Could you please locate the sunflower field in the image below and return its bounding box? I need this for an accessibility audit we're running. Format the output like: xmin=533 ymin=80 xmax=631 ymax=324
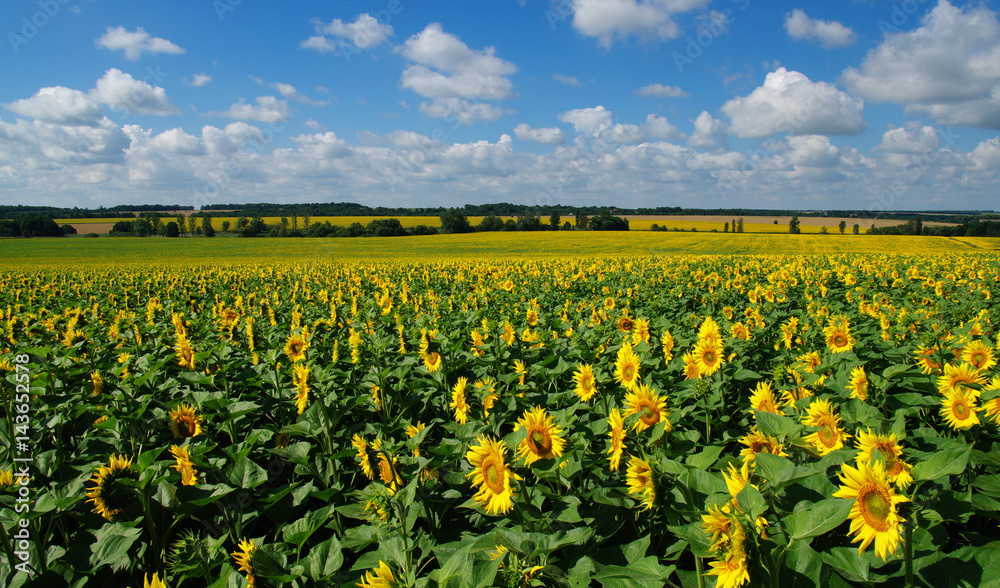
xmin=1 ymin=253 xmax=999 ymax=588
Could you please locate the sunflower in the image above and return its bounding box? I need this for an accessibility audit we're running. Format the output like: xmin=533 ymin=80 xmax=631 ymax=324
xmin=90 ymin=370 xmax=103 ymax=395
xmin=962 ymin=340 xmax=996 ymax=371
xmin=854 ymin=429 xmax=913 ymax=489
xmin=738 ymin=428 xmax=788 ymax=463
xmin=466 ymin=434 xmax=519 ymax=515
xmin=914 ymin=344 xmax=942 ymax=374
xmin=848 ymin=366 xmax=869 ymax=401
xmin=377 ymin=453 xmax=402 ymax=493
xmin=729 ymin=322 xmax=751 ymax=341
xmin=283 ymin=332 xmax=309 ymax=363
xmin=802 ymin=399 xmax=850 ymax=456
xmin=515 ymin=406 xmax=566 ymax=464
xmin=661 ymin=330 xmax=676 ymax=361
xmin=169 ymin=403 xmax=204 ymax=438
xmin=231 ymin=538 xmax=256 ymax=588
xmin=616 ymin=314 xmax=634 ymax=333
xmin=293 ymin=363 xmax=310 ymax=415
xmin=937 ymin=362 xmax=986 ymax=395
xmin=352 ymin=434 xmax=375 ymax=480
xmin=450 ymin=377 xmax=471 ymax=424
xmin=170 ymin=445 xmax=198 ymax=486
xmin=722 ymin=460 xmax=755 ymax=499
xmin=614 ymin=342 xmax=641 ymax=391
xmin=607 ymin=407 xmax=626 ymax=472
xmin=632 ymin=318 xmax=651 ymax=344
xmin=176 ymin=334 xmax=195 ymax=370
xmin=692 ymin=337 xmax=725 ymax=376
xmin=748 ymin=381 xmax=783 ymax=416
xmin=86 ymin=454 xmax=137 ymax=521
xmin=706 ymin=532 xmax=750 ymax=588
xmin=357 ymin=561 xmax=395 ymax=588
xmin=698 ymin=316 xmax=722 ymax=345
xmin=514 ymin=359 xmax=527 ymax=385
xmin=682 ymin=351 xmax=701 ymax=380
xmin=141 ymin=573 xmax=167 ymax=588
xmin=423 ymin=351 xmax=442 ymax=372
xmin=623 ymin=384 xmax=670 ymax=432
xmin=833 ymin=460 xmax=909 ymax=560
xmin=625 ymin=456 xmax=656 ymax=510
xmin=824 ymin=316 xmax=855 ymax=353
xmin=940 ymin=387 xmax=981 ymax=430
xmin=796 ymin=351 xmax=822 ymax=373
xmin=701 ymin=502 xmax=736 ymax=546
xmin=983 ymin=377 xmax=1000 ymax=425
xmin=501 ymin=321 xmax=516 ymax=347
xmin=405 ymin=422 xmax=426 ymax=457
xmin=572 ymin=364 xmax=597 ymax=401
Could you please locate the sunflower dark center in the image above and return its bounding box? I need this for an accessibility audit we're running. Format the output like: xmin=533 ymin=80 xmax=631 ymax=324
xmin=529 ymin=430 xmax=551 ymax=454
xmin=860 ymin=486 xmax=892 ymax=530
xmin=623 ymin=365 xmax=635 ymax=380
xmin=954 ymin=400 xmax=969 ymax=419
xmin=484 ymin=461 xmax=503 ymax=492
xmin=640 ymin=404 xmax=659 ymax=425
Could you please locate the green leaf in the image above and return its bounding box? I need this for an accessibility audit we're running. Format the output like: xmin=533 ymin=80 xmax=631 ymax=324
xmin=593 ymin=557 xmax=675 ymax=588
xmin=430 ymin=542 xmax=472 ymax=586
xmin=226 ymin=458 xmax=268 ymax=489
xmin=912 ymin=444 xmax=972 ymax=482
xmin=89 ymin=524 xmax=142 ymax=572
xmin=881 ymin=364 xmax=913 ymax=380
xmin=685 ymin=446 xmax=723 ymax=471
xmin=819 ymin=547 xmax=871 ymax=583
xmin=753 ymin=410 xmax=802 ymax=439
xmin=736 ymin=483 xmax=767 ymax=521
xmin=304 ymin=536 xmax=343 ymax=581
xmin=782 ymin=498 xmax=852 ymax=541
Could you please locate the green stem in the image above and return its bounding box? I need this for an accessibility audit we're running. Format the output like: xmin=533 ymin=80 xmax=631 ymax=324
xmin=904 ymin=521 xmax=914 ymax=587
xmin=694 ymin=553 xmax=706 ymax=588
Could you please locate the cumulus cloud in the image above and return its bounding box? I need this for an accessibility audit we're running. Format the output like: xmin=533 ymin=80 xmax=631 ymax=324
xmin=91 ymin=69 xmax=181 ymax=116
xmin=877 ymin=123 xmax=942 ymax=154
xmin=559 ymin=105 xmax=613 ymax=135
xmin=721 ymin=68 xmax=866 ymax=138
xmin=187 ymin=74 xmax=212 ymax=87
xmin=96 ymin=26 xmax=185 ymax=61
xmin=841 ymin=0 xmax=1000 ymax=129
xmin=5 ymin=86 xmax=103 ymax=126
xmin=635 ymin=83 xmax=687 ymax=98
xmin=970 ymin=137 xmax=1000 ymax=169
xmin=301 ymin=13 xmax=393 ymax=54
xmin=642 ymin=114 xmax=684 ymax=141
xmin=784 ymin=9 xmax=855 ymax=48
xmin=398 ymin=24 xmax=516 ymax=124
xmin=514 ymin=123 xmax=567 ymax=145
xmin=292 ymin=132 xmax=352 ymax=159
xmin=149 ymin=128 xmax=203 ymax=155
xmin=270 ymin=83 xmax=329 ymax=106
xmin=569 ymin=0 xmax=711 ymax=48
xmin=687 ymin=111 xmax=728 ymax=149
xmin=211 ymin=96 xmax=292 ymax=123
xmin=418 ymin=99 xmax=505 ymax=125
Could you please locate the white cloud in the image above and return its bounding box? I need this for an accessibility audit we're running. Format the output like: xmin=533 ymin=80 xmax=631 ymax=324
xmin=553 ymin=74 xmax=581 ymax=86
xmin=687 ymin=111 xmax=728 ymax=149
xmin=642 ymin=114 xmax=685 ymax=141
xmin=569 ymin=0 xmax=711 ymax=48
xmin=635 ymin=83 xmax=687 ymax=98
xmin=187 ymin=74 xmax=212 ymax=87
xmin=601 ymin=123 xmax=646 ymax=144
xmin=418 ymin=99 xmax=505 ymax=125
xmin=270 ymin=83 xmax=329 ymax=106
xmin=302 ymin=13 xmax=393 ymax=54
xmin=559 ymin=105 xmax=612 ymax=135
xmin=514 ymin=123 xmax=567 ymax=145
xmin=399 ymin=24 xmax=516 ymax=102
xmin=721 ymin=68 xmax=866 ymax=138
xmin=292 ymin=132 xmax=352 ymax=159
xmin=96 ymin=26 xmax=185 ymax=61
xmin=90 ymin=69 xmax=181 ymax=116
xmin=4 ymin=86 xmax=103 ymax=126
xmin=784 ymin=9 xmax=855 ymax=48
xmin=970 ymin=137 xmax=1000 ymax=170
xmin=149 ymin=128 xmax=203 ymax=155
xmin=877 ymin=124 xmax=941 ymax=154
xmin=305 ymin=119 xmax=325 ymax=130
xmin=212 ymin=96 xmax=292 ymax=123
xmin=784 ymin=135 xmax=842 ymax=168
xmin=841 ymin=0 xmax=1000 ymax=129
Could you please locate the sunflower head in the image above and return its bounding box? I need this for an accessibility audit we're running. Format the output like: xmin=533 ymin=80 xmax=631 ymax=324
xmin=824 ymin=316 xmax=855 ymax=353
xmin=624 ymin=384 xmax=669 ymax=432
xmin=940 ymin=387 xmax=981 ymax=430
xmin=572 ymin=364 xmax=597 ymax=402
xmin=625 ymin=455 xmax=656 ymax=510
xmin=614 ymin=342 xmax=642 ymax=391
xmin=450 ymin=377 xmax=471 ymax=424
xmin=169 ymin=403 xmax=204 ymax=438
xmin=515 ymin=406 xmax=566 ymax=465
xmin=832 ymin=460 xmax=909 ymax=560
xmin=86 ymin=454 xmax=138 ymax=521
xmin=802 ymin=398 xmax=850 ymax=456
xmin=466 ymin=434 xmax=519 ymax=515
xmin=231 ymin=538 xmax=256 ymax=587
xmin=283 ymin=333 xmax=309 ymax=363
xmin=357 ymin=561 xmax=396 ymax=588
xmin=693 ymin=338 xmax=725 ymax=376
xmin=607 ymin=407 xmax=626 ymax=472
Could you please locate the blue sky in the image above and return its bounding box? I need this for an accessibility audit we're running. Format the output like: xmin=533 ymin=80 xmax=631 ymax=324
xmin=2 ymin=0 xmax=999 ymax=211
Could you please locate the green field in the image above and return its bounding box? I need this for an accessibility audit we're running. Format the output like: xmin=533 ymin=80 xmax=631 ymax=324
xmin=3 ymin=232 xmax=997 ymax=267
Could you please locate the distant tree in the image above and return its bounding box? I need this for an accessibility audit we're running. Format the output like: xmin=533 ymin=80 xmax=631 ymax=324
xmin=237 ymin=216 xmax=249 ymax=229
xmin=477 ymin=215 xmax=504 ymax=232
xmin=367 ymin=218 xmax=408 ymax=237
xmin=562 ymin=221 xmax=573 ymax=230
xmin=202 ymin=214 xmax=215 ymax=237
xmin=820 ymin=226 xmax=828 ymax=234
xmin=134 ymin=217 xmax=153 ymax=237
xmin=222 ymin=221 xmax=231 ymax=232
xmin=575 ymin=210 xmax=589 ymax=229
xmin=111 ymin=220 xmax=133 ymax=233
xmin=788 ymin=215 xmax=801 ymax=234
xmin=292 ymin=214 xmax=298 ymax=229
xmin=732 ymin=218 xmax=736 ymax=232
xmin=516 ymin=215 xmax=544 ymax=231
xmin=502 ymin=219 xmax=517 ymax=231
xmin=838 ymin=220 xmax=847 ymax=234
xmin=176 ymin=214 xmax=187 ymax=235
xmin=346 ymin=222 xmax=366 ymax=238
xmin=61 ymin=224 xmax=77 ymax=235
xmin=550 ymin=210 xmax=561 ymax=230
xmin=737 ymin=217 xmax=744 ymax=233
xmin=853 ymin=223 xmax=860 ymax=235
xmin=589 ymin=212 xmax=629 ymax=231
xmin=724 ymin=222 xmax=729 ymax=233
xmin=915 ymin=218 xmax=923 ymax=235
xmin=165 ymin=221 xmax=180 ymax=238
xmin=280 ymin=217 xmax=288 ymax=230
xmin=440 ymin=209 xmax=472 ymax=234
xmin=773 ymin=220 xmax=778 ymax=225
xmin=302 ymin=215 xmax=311 ymax=228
